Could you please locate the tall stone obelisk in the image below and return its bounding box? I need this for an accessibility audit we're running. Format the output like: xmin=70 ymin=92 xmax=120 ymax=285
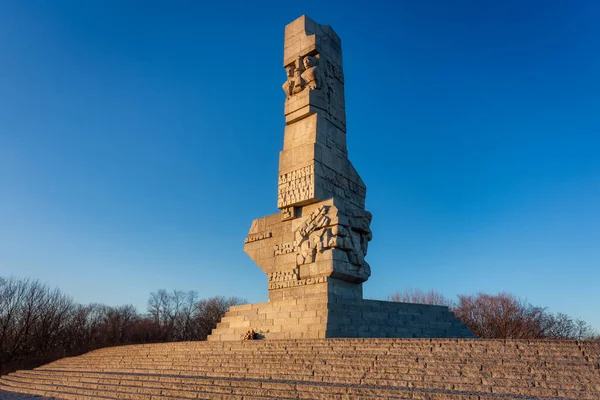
xmin=207 ymin=16 xmax=475 ymax=340
xmin=244 ymin=15 xmax=373 ymax=302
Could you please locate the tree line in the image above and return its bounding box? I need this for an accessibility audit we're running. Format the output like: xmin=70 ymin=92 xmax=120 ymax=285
xmin=389 ymin=288 xmax=599 ymax=340
xmin=0 ymin=277 xmax=244 ymax=375
xmin=2 ymin=276 xmax=598 ymax=376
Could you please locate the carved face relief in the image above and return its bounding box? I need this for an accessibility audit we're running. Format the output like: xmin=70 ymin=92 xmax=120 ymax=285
xmin=286 ymin=65 xmax=294 ymax=77
xmin=303 ymin=56 xmax=315 ymax=69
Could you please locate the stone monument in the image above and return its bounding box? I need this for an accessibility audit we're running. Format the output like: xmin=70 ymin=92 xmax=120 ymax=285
xmin=208 ymin=16 xmax=474 ymax=340
xmin=248 ymin=15 xmax=372 ymax=303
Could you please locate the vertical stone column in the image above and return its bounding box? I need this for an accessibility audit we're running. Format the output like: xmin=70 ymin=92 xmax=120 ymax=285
xmin=243 ymin=15 xmax=372 ymax=303
xmin=278 ymin=15 xmax=365 ymax=212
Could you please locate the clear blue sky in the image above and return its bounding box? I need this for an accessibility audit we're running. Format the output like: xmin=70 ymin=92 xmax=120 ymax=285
xmin=1 ymin=1 xmax=599 ymax=330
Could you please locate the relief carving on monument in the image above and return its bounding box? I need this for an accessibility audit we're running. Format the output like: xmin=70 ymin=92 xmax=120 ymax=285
xmin=282 ymin=55 xmax=322 ymax=98
xmin=300 ymin=56 xmax=320 ymax=91
xmin=268 ymin=268 xmax=300 ymax=282
xmin=282 ymin=65 xmax=296 ymax=99
xmin=316 ymin=163 xmax=367 ymax=208
xmin=268 ymin=276 xmax=328 ymax=290
xmin=277 ymin=165 xmax=315 ymax=208
xmin=288 ymin=204 xmax=373 ymax=280
xmin=244 ymin=231 xmax=273 ymax=244
xmin=294 ymin=205 xmax=331 ymax=265
xmin=273 ymin=241 xmax=297 ymax=256
xmin=281 ymin=206 xmax=295 ymax=221
xmin=281 ymin=16 xmax=347 ymax=130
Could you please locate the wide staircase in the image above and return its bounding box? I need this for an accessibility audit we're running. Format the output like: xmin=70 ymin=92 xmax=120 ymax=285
xmin=1 ymin=339 xmax=599 ymax=399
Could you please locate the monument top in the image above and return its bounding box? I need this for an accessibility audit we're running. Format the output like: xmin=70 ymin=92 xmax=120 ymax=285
xmin=283 ymin=15 xmax=342 ymax=67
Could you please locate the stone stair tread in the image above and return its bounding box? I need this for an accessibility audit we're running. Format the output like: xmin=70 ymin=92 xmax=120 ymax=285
xmin=42 ymin=354 xmax=600 ymax=365
xmin=0 ymin=381 xmax=114 ymax=399
xmin=1 ymin=377 xmax=294 ymax=400
xmin=34 ymin=366 xmax=599 ymax=383
xmin=18 ymin=368 xmax=599 ymax=388
xmin=42 ymin=360 xmax=599 ymax=375
xmin=6 ymin=367 xmax=597 ymax=399
xmin=1 ymin=374 xmax=562 ymax=400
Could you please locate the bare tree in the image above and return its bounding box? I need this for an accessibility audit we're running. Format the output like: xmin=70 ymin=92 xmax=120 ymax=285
xmin=196 ymin=296 xmax=246 ymax=340
xmin=173 ymin=291 xmax=199 ymax=341
xmin=388 ymin=288 xmax=598 ymax=340
xmin=452 ymin=292 xmax=599 ymax=340
xmin=388 ymin=288 xmax=452 ymax=306
xmin=543 ymin=312 xmax=576 ymax=339
xmin=574 ymin=318 xmax=594 ymax=340
xmin=452 ymin=292 xmax=545 ymax=339
xmin=102 ymin=305 xmax=138 ymax=345
xmin=1 ymin=276 xmax=249 ymax=375
xmin=147 ymin=289 xmax=177 ymax=340
xmin=31 ymin=287 xmax=75 ymax=356
xmin=0 ymin=278 xmax=75 ymax=374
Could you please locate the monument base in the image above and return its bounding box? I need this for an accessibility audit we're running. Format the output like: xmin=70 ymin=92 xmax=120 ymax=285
xmin=207 ymin=294 xmax=476 ymax=341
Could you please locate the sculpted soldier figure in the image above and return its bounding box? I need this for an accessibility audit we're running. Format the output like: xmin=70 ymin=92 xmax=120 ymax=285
xmin=282 ymin=65 xmax=295 ymax=98
xmin=283 ymin=55 xmax=321 ymax=98
xmin=300 ymin=55 xmax=320 ymax=90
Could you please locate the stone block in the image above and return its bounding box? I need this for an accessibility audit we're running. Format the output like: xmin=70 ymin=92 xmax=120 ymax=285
xmin=358 ymin=331 xmax=386 ymax=338
xmin=266 ymin=332 xmax=290 ymax=340
xmin=299 ymin=316 xmax=322 ymax=325
xmin=326 ymin=314 xmax=352 ymax=325
xmin=244 ymin=313 xmax=266 ymax=321
xmin=233 ymin=304 xmax=254 ymax=312
xmin=273 ymin=317 xmax=298 ymax=327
